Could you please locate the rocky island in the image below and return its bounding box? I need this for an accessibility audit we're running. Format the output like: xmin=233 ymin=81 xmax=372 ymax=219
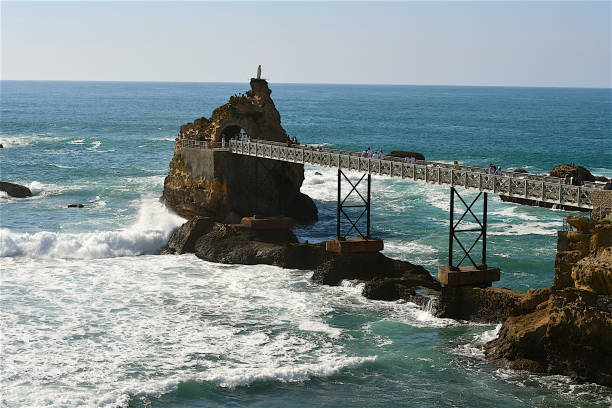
xmin=162 ymin=79 xmax=440 ymax=298
xmin=161 ymin=79 xmax=611 ymax=388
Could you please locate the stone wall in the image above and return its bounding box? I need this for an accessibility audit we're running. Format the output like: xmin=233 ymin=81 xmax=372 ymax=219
xmin=163 ymin=147 xmax=318 ymax=223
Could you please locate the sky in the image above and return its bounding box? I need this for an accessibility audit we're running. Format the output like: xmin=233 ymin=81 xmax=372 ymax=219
xmin=1 ymin=1 xmax=611 ymax=87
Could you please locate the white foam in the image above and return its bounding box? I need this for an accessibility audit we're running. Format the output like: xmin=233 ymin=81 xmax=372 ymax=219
xmin=453 ymin=324 xmax=502 ymax=359
xmin=490 ymin=206 xmax=539 ymax=221
xmin=0 ymin=257 xmax=378 ymax=407
xmin=68 ymin=139 xmax=85 ymax=145
xmin=489 ymin=221 xmax=561 ymax=236
xmin=48 ymin=163 xmax=78 ymax=169
xmin=0 ymin=197 xmax=185 ymax=259
xmin=89 ymin=141 xmax=102 ymax=149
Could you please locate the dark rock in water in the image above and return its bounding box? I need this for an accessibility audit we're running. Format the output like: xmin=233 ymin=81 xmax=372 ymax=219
xmin=436 ymin=286 xmax=550 ymax=323
xmin=184 ymin=217 xmax=440 ymax=299
xmin=514 ymin=168 xmax=529 ymax=174
xmin=550 ymin=164 xmax=596 ymax=183
xmin=387 ymin=151 xmax=425 ymax=161
xmin=0 ymin=144 xmax=3 ymax=148
xmin=595 ymin=175 xmax=609 ymax=183
xmin=162 ymin=216 xmax=214 ymax=255
xmin=312 ymin=252 xmax=440 ymax=292
xmin=363 ymin=278 xmax=417 ymax=301
xmin=194 ymin=223 xmax=304 ymax=265
xmin=67 ymin=204 xmax=84 ymax=208
xmin=314 ymin=172 xmax=322 ymax=176
xmin=0 ymin=182 xmax=32 ymax=198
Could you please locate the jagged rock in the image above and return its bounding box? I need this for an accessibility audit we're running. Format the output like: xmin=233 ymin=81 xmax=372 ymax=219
xmin=514 ymin=168 xmax=529 ymax=174
xmin=550 ymin=164 xmax=596 ymax=184
xmin=484 ymin=217 xmax=612 ymax=386
xmin=163 ymin=80 xmax=318 ymax=223
xmin=566 ymin=216 xmax=596 ymax=233
xmin=362 ymin=278 xmax=417 ymax=301
xmin=0 ymin=182 xmax=32 ymax=198
xmin=162 ymin=216 xmax=214 ymax=255
xmin=67 ymin=204 xmax=84 ymax=208
xmin=194 ymin=223 xmax=302 ymax=265
xmin=485 ymin=288 xmax=612 ymax=386
xmin=312 ymin=252 xmax=440 ymax=291
xmin=387 ymin=151 xmax=425 ymax=161
xmin=437 ymin=286 xmax=526 ymax=323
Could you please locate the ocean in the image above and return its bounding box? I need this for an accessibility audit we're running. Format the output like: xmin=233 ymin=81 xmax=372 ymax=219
xmin=1 ymin=81 xmax=611 ymax=407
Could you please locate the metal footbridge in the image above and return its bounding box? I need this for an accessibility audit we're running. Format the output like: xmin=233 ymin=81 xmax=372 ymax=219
xmin=228 ymin=139 xmax=595 ymax=210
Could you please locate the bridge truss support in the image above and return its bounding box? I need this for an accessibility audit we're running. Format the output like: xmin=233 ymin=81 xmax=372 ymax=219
xmin=448 ymin=187 xmax=488 ymax=269
xmin=336 ymin=169 xmax=371 ymax=240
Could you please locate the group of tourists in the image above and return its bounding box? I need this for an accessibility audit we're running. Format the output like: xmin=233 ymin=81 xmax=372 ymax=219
xmin=360 ymin=147 xmax=385 ymax=160
xmin=285 ymin=135 xmax=299 ymax=146
xmin=488 ymin=163 xmax=503 ymax=176
xmin=405 ymin=156 xmax=417 ymax=164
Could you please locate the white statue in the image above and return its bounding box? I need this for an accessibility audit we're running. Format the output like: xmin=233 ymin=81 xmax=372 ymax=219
xmin=257 ymin=65 xmax=261 ymax=79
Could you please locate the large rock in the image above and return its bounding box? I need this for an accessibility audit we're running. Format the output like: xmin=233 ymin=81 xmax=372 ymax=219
xmin=0 ymin=182 xmax=32 ymax=198
xmin=163 ymin=80 xmax=318 ymax=223
xmin=161 ymin=216 xmax=214 ymax=254
xmin=484 ymin=217 xmax=612 ymax=386
xmin=312 ymin=252 xmax=440 ymax=293
xmin=550 ymin=164 xmax=598 ymax=184
xmin=485 ymin=288 xmax=612 ymax=386
xmin=386 ymin=151 xmax=425 ymax=161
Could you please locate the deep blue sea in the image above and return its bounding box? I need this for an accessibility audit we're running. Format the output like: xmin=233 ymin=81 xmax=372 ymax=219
xmin=1 ymin=81 xmax=611 ymax=407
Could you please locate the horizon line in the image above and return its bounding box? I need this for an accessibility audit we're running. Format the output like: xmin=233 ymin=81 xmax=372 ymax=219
xmin=1 ymin=78 xmax=611 ymax=90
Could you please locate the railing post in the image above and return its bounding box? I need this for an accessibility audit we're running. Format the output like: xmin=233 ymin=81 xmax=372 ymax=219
xmin=449 ymin=187 xmax=454 ymax=267
xmin=337 ymin=169 xmax=341 ymax=239
xmin=482 ymin=192 xmax=487 ymax=267
xmin=367 ymin=173 xmax=371 ymax=238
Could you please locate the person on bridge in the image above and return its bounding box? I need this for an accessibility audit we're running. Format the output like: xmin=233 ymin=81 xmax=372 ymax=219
xmin=453 ymin=161 xmax=461 ymax=170
xmin=221 ymin=137 xmax=226 ymax=149
xmin=379 ymin=150 xmax=385 ymax=159
xmin=488 ymin=164 xmax=496 ymax=175
xmin=495 ymin=166 xmax=503 ymax=176
xmin=361 ymin=149 xmax=368 ymax=158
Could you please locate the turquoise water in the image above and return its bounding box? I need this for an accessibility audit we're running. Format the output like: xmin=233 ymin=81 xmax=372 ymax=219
xmin=1 ymin=81 xmax=611 ymax=407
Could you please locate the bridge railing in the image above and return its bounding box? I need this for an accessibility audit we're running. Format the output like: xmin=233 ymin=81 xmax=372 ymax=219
xmin=179 ymin=138 xmax=224 ymax=149
xmin=228 ymin=139 xmax=594 ymax=209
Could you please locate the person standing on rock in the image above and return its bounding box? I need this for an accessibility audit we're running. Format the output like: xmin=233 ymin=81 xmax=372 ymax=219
xmin=221 ymin=136 xmax=226 ymax=149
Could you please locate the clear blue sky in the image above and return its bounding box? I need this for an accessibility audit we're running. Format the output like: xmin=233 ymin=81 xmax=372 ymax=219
xmin=2 ymin=1 xmax=611 ymax=87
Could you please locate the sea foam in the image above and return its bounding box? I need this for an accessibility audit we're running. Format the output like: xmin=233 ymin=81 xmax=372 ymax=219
xmin=0 ymin=198 xmax=184 ymax=259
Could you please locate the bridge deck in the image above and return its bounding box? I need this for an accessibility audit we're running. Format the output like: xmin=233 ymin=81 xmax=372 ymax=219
xmin=218 ymin=139 xmax=596 ymax=210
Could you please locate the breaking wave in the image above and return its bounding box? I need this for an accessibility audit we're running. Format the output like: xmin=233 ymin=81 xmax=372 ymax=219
xmin=0 ymin=198 xmax=184 ymax=259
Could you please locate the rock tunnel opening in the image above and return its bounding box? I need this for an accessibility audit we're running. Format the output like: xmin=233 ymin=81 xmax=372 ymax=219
xmin=221 ymin=125 xmax=244 ymax=140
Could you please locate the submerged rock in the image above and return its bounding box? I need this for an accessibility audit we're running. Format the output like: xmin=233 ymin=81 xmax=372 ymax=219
xmin=0 ymin=181 xmax=32 ymax=198
xmin=67 ymin=204 xmax=84 ymax=208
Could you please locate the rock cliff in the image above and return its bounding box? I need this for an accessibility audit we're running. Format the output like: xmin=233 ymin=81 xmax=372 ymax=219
xmin=485 ymin=217 xmax=612 ymax=386
xmin=163 ymin=80 xmax=317 ymax=223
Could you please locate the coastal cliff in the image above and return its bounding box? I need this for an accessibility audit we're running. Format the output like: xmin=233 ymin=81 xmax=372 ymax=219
xmin=163 ymin=79 xmax=317 ymax=223
xmin=484 ymin=217 xmax=612 ymax=386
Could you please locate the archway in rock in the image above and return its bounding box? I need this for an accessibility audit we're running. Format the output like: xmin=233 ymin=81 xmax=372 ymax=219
xmin=220 ymin=125 xmax=244 ymax=141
